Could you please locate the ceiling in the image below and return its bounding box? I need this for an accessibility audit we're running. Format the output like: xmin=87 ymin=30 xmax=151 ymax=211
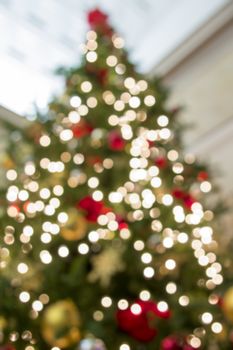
xmin=0 ymin=0 xmax=229 ymax=115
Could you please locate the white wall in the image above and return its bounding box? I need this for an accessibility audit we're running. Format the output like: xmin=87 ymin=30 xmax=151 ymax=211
xmin=164 ymin=20 xmax=233 ymax=195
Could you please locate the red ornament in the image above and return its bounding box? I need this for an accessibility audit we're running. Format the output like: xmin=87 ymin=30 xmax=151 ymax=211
xmin=115 ymin=214 xmax=128 ymax=230
xmin=170 ymin=106 xmax=181 ymax=115
xmin=155 ymin=157 xmax=167 ymax=169
xmin=87 ymin=8 xmax=112 ymax=37
xmin=172 ymin=189 xmax=196 ymax=210
xmin=87 ymin=8 xmax=109 ymax=29
xmin=97 ymin=68 xmax=108 ymax=86
xmin=183 ymin=194 xmax=196 ymax=210
xmin=108 ymin=131 xmax=126 ymax=151
xmin=147 ymin=139 xmax=155 ymax=148
xmin=161 ymin=336 xmax=196 ymax=350
xmin=116 ymin=299 xmax=170 ymax=342
xmin=87 ymin=156 xmax=103 ymax=165
xmin=197 ymin=171 xmax=208 ymax=182
xmin=86 ymin=65 xmax=108 ymax=86
xmin=217 ymin=295 xmax=223 ymax=307
xmin=161 ymin=336 xmax=182 ymax=350
xmin=77 ymin=196 xmax=106 ymax=222
xmin=0 ymin=345 xmax=16 ymax=350
xmin=72 ymin=120 xmax=93 ymax=138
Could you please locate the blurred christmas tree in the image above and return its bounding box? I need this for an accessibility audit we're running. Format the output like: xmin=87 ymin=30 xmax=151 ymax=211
xmin=0 ymin=8 xmax=232 ymax=350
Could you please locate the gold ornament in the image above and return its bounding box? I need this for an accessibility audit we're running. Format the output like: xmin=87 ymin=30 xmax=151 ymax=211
xmin=223 ymin=287 xmax=233 ymax=323
xmin=2 ymin=156 xmax=15 ymax=169
xmin=61 ymin=209 xmax=87 ymax=241
xmin=0 ymin=316 xmax=7 ymax=329
xmin=88 ymin=245 xmax=125 ymax=287
xmin=42 ymin=300 xmax=81 ymax=348
xmin=2 ymin=262 xmax=42 ymax=291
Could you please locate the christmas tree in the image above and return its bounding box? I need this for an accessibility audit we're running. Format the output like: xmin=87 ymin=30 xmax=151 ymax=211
xmin=0 ymin=8 xmax=232 ymax=350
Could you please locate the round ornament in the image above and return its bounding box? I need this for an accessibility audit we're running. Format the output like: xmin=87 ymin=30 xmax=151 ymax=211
xmin=0 ymin=345 xmax=16 ymax=350
xmin=42 ymin=300 xmax=81 ymax=348
xmin=61 ymin=209 xmax=87 ymax=241
xmin=223 ymin=287 xmax=233 ymax=323
xmin=116 ymin=299 xmax=170 ymax=342
xmin=78 ymin=337 xmax=106 ymax=350
xmin=0 ymin=316 xmax=7 ymax=329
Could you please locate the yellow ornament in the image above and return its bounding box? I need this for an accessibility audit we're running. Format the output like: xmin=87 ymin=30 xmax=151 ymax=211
xmin=0 ymin=316 xmax=7 ymax=329
xmin=2 ymin=156 xmax=15 ymax=169
xmin=61 ymin=209 xmax=87 ymax=241
xmin=223 ymin=287 xmax=233 ymax=323
xmin=42 ymin=300 xmax=81 ymax=348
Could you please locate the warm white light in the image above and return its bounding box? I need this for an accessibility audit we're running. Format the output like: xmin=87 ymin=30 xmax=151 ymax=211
xmin=139 ymin=290 xmax=151 ymax=301
xmin=106 ymin=55 xmax=118 ymax=67
xmin=113 ymin=36 xmax=125 ymax=49
xmin=78 ymin=243 xmax=89 ymax=255
xmin=211 ymin=322 xmax=222 ymax=333
xmin=86 ymin=51 xmax=97 ymax=62
xmin=32 ymin=300 xmax=43 ymax=312
xmin=40 ymin=188 xmax=50 ymax=199
xmin=189 ymin=337 xmax=201 ymax=348
xmin=130 ymin=303 xmax=142 ymax=315
xmin=109 ymin=192 xmax=123 ymax=203
xmin=23 ymin=226 xmax=34 ymax=237
xmin=177 ymin=232 xmax=188 ymax=243
xmin=87 ymin=96 xmax=97 ymax=108
xmin=166 ymin=282 xmax=177 ymax=294
xmin=134 ymin=240 xmax=145 ymax=251
xmin=19 ymin=291 xmax=30 ymax=303
xmin=88 ymin=177 xmax=99 ymax=189
xmin=148 ymin=165 xmax=159 ymax=176
xmin=41 ymin=233 xmax=52 ymax=244
xmin=58 ymin=246 xmax=69 ymax=257
xmin=68 ymin=111 xmax=80 ymax=123
xmin=200 ymin=181 xmax=212 ymax=193
xmin=40 ymin=135 xmax=51 ymax=147
xmin=70 ymin=96 xmax=81 ymax=108
xmin=165 ymin=259 xmax=176 ymax=270
xmin=81 ymin=81 xmax=92 ymax=92
xmin=201 ymin=312 xmax=213 ymax=324
xmin=120 ymin=345 xmax=130 ymax=350
xmin=93 ymin=191 xmax=103 ymax=201
xmin=163 ymin=237 xmax=174 ymax=248
xmin=25 ymin=162 xmax=36 ymax=176
xmin=151 ymin=177 xmax=162 ymax=188
xmin=6 ymin=169 xmax=17 ymax=181
xmin=157 ymin=301 xmax=168 ymax=312
xmin=124 ymin=77 xmax=135 ymax=89
xmin=88 ymin=231 xmax=99 ymax=243
xmin=160 ymin=128 xmax=171 ymax=140
xmin=60 ymin=129 xmax=73 ymax=142
xmin=167 ymin=150 xmax=178 ymax=161
xmin=141 ymin=253 xmax=152 ymax=264
xmin=17 ymin=263 xmax=28 ymax=274
xmin=143 ymin=267 xmax=155 ymax=278
xmin=101 ymin=296 xmax=112 ymax=308
xmin=118 ymin=299 xmax=129 ymax=310
xmin=179 ymin=295 xmax=190 ymax=306
xmin=162 ymin=194 xmax=173 ymax=206
xmin=129 ymin=96 xmax=140 ymax=108
xmin=157 ymin=115 xmax=169 ymax=127
xmin=58 ymin=212 xmax=68 ymax=224
xmin=40 ymin=250 xmax=52 ymax=264
xmin=18 ymin=190 xmax=29 ymax=201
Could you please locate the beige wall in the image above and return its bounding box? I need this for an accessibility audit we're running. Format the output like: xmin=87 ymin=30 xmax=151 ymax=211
xmin=164 ymin=21 xmax=233 ymax=194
